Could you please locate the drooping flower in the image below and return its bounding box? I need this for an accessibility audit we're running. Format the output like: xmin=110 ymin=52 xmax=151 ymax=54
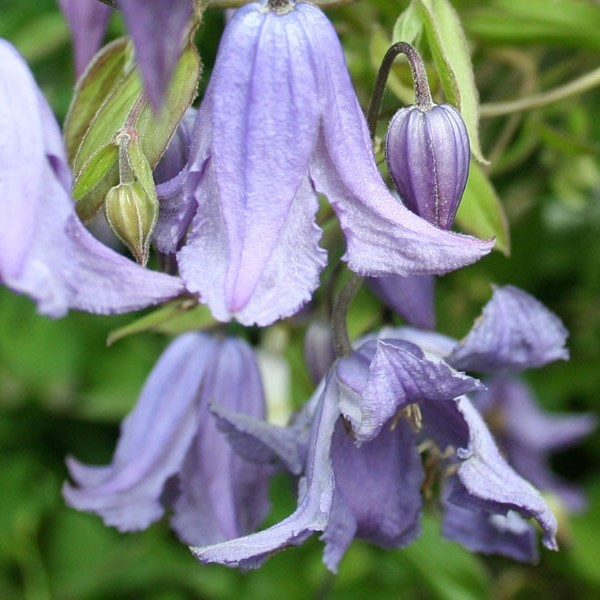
xmin=473 ymin=375 xmax=596 ymax=512
xmin=0 ymin=39 xmax=184 ymax=317
xmin=63 ymin=332 xmax=271 ymax=545
xmin=367 ymin=43 xmax=471 ymax=331
xmin=157 ymin=0 xmax=493 ymax=327
xmin=189 ymin=286 xmax=567 ymax=569
xmin=58 ymin=0 xmax=111 ymax=77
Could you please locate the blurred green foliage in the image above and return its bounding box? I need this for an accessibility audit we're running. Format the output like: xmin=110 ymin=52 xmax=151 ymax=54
xmin=1 ymin=0 xmax=600 ymax=598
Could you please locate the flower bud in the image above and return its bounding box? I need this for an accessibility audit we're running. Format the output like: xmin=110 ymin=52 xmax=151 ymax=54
xmin=385 ymin=103 xmax=470 ymax=230
xmin=105 ymin=181 xmax=158 ymax=265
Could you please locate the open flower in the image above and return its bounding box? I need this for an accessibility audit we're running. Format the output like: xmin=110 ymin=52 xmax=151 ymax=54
xmin=157 ymin=0 xmax=493 ymax=327
xmin=63 ymin=333 xmax=271 ymax=545
xmin=190 ymin=287 xmax=563 ymax=570
xmin=0 ymin=39 xmax=183 ymax=317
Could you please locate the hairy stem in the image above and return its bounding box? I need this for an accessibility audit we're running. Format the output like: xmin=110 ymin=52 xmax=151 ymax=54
xmin=367 ymin=41 xmax=433 ymax=140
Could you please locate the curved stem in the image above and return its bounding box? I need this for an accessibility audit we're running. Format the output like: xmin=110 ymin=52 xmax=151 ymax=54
xmin=367 ymin=41 xmax=433 ymax=140
xmin=481 ymin=66 xmax=600 ymax=118
xmin=331 ymin=272 xmax=363 ymax=358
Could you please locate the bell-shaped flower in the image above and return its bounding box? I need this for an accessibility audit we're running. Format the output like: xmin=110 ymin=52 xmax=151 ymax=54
xmin=157 ymin=0 xmax=493 ymax=327
xmin=0 ymin=39 xmax=184 ymax=317
xmin=473 ymin=375 xmax=596 ymax=512
xmin=63 ymin=332 xmax=271 ymax=545
xmin=58 ymin=0 xmax=111 ymax=77
xmin=190 ymin=286 xmax=566 ymax=569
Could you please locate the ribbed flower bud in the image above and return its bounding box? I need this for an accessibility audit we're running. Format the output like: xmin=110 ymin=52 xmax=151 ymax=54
xmin=386 ymin=103 xmax=470 ymax=230
xmin=105 ymin=181 xmax=158 ymax=265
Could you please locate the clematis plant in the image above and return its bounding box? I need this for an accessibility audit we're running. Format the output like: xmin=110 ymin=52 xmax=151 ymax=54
xmin=188 ymin=286 xmax=568 ymax=569
xmin=156 ymin=0 xmax=493 ymax=327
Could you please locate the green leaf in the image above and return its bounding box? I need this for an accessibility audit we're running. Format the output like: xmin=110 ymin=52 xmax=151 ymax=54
xmin=416 ymin=0 xmax=487 ymax=164
xmin=392 ymin=0 xmax=423 ymax=46
xmin=456 ymin=160 xmax=510 ymax=255
xmin=107 ymin=300 xmax=215 ymax=346
xmin=465 ymin=0 xmax=600 ymax=51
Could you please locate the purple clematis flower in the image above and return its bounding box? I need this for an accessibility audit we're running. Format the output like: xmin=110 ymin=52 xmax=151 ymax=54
xmin=473 ymin=375 xmax=596 ymax=512
xmin=58 ymin=0 xmax=111 ymax=77
xmin=190 ymin=286 xmax=567 ymax=569
xmin=63 ymin=332 xmax=271 ymax=546
xmin=0 ymin=39 xmax=184 ymax=317
xmin=157 ymin=0 xmax=493 ymax=327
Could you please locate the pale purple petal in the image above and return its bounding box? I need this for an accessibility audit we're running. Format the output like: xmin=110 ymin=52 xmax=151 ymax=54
xmin=119 ymin=0 xmax=193 ymax=108
xmin=384 ymin=326 xmax=457 ymax=358
xmin=177 ymin=4 xmax=326 ymax=325
xmin=172 ymin=338 xmax=271 ymax=545
xmin=191 ymin=375 xmax=340 ymax=569
xmin=211 ymin=403 xmax=307 ymax=475
xmin=0 ymin=40 xmax=45 ymax=278
xmin=154 ymin=108 xmax=196 ymax=184
xmin=339 ymin=339 xmax=482 ymax=443
xmin=63 ymin=333 xmax=215 ymax=531
xmin=367 ymin=274 xmax=436 ymax=329
xmin=448 ymin=286 xmax=569 ymax=372
xmin=322 ymin=419 xmax=423 ymax=572
xmin=442 ymin=479 xmax=538 ymax=562
xmin=296 ymin=4 xmax=493 ymax=277
xmin=179 ymin=171 xmax=326 ymax=325
xmin=450 ymin=396 xmax=558 ymax=551
xmin=154 ymin=169 xmax=200 ymax=254
xmin=58 ymin=0 xmax=111 ymax=77
xmin=66 ymin=216 xmax=185 ymax=314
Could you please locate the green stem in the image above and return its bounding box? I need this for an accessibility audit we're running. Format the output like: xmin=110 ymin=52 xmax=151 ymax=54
xmin=481 ymin=66 xmax=600 ymax=118
xmin=367 ymin=41 xmax=433 ymax=140
xmin=331 ymin=272 xmax=363 ymax=358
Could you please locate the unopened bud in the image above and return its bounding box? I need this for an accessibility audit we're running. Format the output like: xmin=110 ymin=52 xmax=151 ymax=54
xmin=105 ymin=181 xmax=158 ymax=265
xmin=386 ymin=103 xmax=470 ymax=230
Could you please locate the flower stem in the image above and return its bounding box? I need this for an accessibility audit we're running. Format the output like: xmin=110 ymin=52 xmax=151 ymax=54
xmin=481 ymin=66 xmax=600 ymax=118
xmin=331 ymin=272 xmax=363 ymax=358
xmin=367 ymin=42 xmax=433 ymax=140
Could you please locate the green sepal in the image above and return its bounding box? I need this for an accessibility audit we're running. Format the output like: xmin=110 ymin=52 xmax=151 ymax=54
xmin=67 ymin=40 xmax=201 ymax=221
xmin=456 ymin=160 xmax=510 ymax=255
xmin=107 ymin=300 xmax=215 ymax=346
xmin=63 ymin=37 xmax=133 ymax=165
xmin=71 ymin=143 xmax=119 ymax=201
